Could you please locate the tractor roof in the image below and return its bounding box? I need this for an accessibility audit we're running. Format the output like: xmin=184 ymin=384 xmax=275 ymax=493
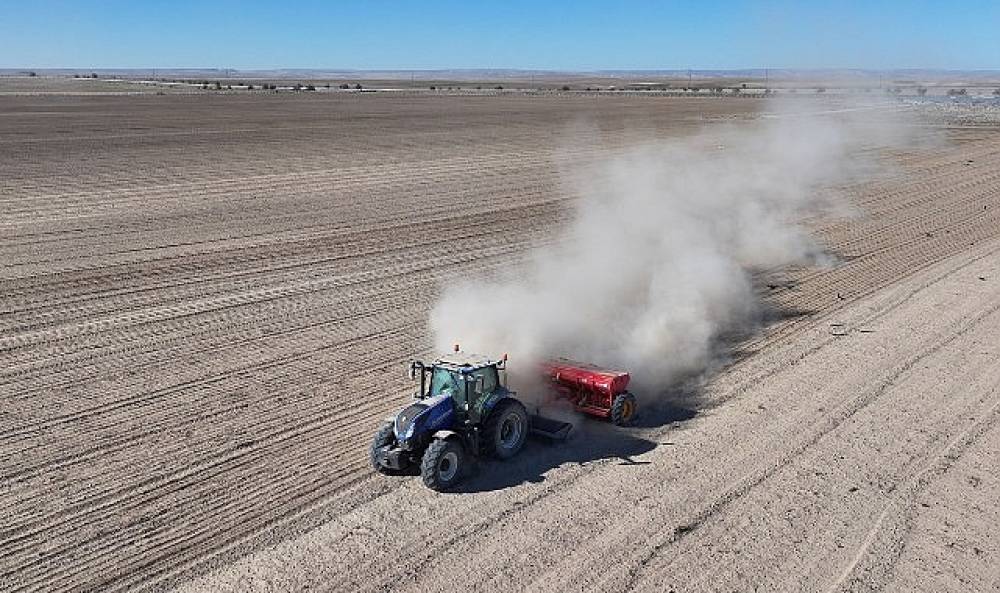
xmin=434 ymin=351 xmax=499 ymax=370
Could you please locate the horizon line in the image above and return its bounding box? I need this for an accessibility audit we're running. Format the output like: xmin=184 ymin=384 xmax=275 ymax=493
xmin=3 ymin=67 xmax=1000 ymax=74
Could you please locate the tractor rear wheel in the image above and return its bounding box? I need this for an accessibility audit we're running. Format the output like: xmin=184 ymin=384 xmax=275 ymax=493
xmin=483 ymin=399 xmax=529 ymax=459
xmin=369 ymin=423 xmax=402 ymax=475
xmin=421 ymin=438 xmax=465 ymax=491
xmin=611 ymin=392 xmax=638 ymax=426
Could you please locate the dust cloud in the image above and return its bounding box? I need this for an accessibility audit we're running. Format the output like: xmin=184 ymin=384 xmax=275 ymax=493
xmin=431 ymin=98 xmax=914 ymax=392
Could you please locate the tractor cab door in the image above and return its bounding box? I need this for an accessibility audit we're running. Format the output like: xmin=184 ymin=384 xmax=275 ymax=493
xmin=465 ymin=365 xmax=500 ymax=424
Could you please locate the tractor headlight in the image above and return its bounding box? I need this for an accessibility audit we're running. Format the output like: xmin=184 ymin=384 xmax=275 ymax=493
xmin=395 ymin=421 xmax=421 ymax=451
xmin=399 ymin=421 xmax=416 ymax=440
xmin=394 ymin=409 xmax=422 ymax=444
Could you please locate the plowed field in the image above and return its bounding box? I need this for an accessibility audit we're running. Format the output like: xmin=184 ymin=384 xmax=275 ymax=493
xmin=2 ymin=91 xmax=998 ymax=592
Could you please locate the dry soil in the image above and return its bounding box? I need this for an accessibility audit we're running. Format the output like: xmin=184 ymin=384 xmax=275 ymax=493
xmin=1 ymin=90 xmax=998 ymax=592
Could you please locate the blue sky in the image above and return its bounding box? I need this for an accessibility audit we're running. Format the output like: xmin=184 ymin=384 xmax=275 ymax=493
xmin=2 ymin=1 xmax=998 ymax=70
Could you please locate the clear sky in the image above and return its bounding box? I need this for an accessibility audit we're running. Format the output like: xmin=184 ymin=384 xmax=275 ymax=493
xmin=2 ymin=0 xmax=998 ymax=71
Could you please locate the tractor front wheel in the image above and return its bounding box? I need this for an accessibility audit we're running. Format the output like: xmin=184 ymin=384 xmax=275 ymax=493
xmin=369 ymin=423 xmax=402 ymax=475
xmin=483 ymin=399 xmax=529 ymax=459
xmin=611 ymin=392 xmax=638 ymax=426
xmin=421 ymin=438 xmax=465 ymax=491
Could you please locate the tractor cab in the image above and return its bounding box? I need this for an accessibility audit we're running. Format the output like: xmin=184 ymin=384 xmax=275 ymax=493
xmin=411 ymin=351 xmax=508 ymax=425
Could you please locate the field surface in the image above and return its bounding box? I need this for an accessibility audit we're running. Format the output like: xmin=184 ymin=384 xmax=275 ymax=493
xmin=1 ymin=91 xmax=999 ymax=592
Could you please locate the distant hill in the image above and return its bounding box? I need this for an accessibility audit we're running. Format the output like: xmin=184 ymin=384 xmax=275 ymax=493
xmin=2 ymin=67 xmax=998 ymax=83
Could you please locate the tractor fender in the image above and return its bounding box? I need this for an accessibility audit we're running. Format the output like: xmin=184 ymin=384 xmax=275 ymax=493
xmin=482 ymin=393 xmax=520 ymax=418
xmin=431 ymin=430 xmax=461 ymax=441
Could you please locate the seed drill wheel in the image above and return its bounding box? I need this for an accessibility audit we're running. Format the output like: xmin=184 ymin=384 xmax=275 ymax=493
xmin=611 ymin=392 xmax=637 ymax=426
xmin=369 ymin=423 xmax=402 ymax=475
xmin=483 ymin=399 xmax=529 ymax=459
xmin=421 ymin=438 xmax=465 ymax=491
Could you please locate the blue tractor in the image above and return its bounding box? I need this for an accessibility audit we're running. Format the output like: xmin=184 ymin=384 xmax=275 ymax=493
xmin=370 ymin=350 xmax=572 ymax=491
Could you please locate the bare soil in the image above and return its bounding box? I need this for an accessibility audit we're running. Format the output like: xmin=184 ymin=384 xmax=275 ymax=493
xmin=1 ymin=90 xmax=998 ymax=592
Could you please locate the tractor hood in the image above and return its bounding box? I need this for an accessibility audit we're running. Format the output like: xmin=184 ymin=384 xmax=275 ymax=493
xmin=394 ymin=393 xmax=454 ymax=445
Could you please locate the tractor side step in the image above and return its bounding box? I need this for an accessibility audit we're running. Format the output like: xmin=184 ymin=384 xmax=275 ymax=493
xmin=529 ymin=415 xmax=573 ymax=441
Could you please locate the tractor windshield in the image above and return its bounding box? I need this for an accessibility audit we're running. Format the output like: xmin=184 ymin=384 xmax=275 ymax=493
xmin=428 ymin=367 xmax=463 ymax=399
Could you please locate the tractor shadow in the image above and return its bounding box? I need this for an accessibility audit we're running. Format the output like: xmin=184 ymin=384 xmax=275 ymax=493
xmin=452 ymin=396 xmax=700 ymax=494
xmin=453 ymin=425 xmax=660 ymax=493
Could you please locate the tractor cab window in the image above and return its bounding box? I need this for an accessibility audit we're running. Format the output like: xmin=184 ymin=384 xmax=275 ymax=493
xmin=470 ymin=366 xmax=499 ymax=396
xmin=428 ymin=367 xmax=462 ymax=399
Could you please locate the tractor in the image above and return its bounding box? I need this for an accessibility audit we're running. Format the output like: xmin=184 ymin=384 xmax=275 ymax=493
xmin=370 ymin=349 xmax=572 ymax=491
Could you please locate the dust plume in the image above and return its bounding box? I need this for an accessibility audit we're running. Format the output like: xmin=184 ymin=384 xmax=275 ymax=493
xmin=431 ymin=98 xmax=913 ymax=392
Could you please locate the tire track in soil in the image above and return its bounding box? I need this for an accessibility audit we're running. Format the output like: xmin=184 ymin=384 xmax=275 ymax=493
xmin=618 ymin=283 xmax=1000 ymax=593
xmin=827 ymin=390 xmax=1000 ymax=593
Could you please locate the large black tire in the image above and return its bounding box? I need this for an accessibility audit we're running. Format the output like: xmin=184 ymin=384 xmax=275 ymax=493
xmin=369 ymin=423 xmax=402 ymax=475
xmin=421 ymin=438 xmax=465 ymax=491
xmin=483 ymin=399 xmax=529 ymax=459
xmin=610 ymin=392 xmax=638 ymax=426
